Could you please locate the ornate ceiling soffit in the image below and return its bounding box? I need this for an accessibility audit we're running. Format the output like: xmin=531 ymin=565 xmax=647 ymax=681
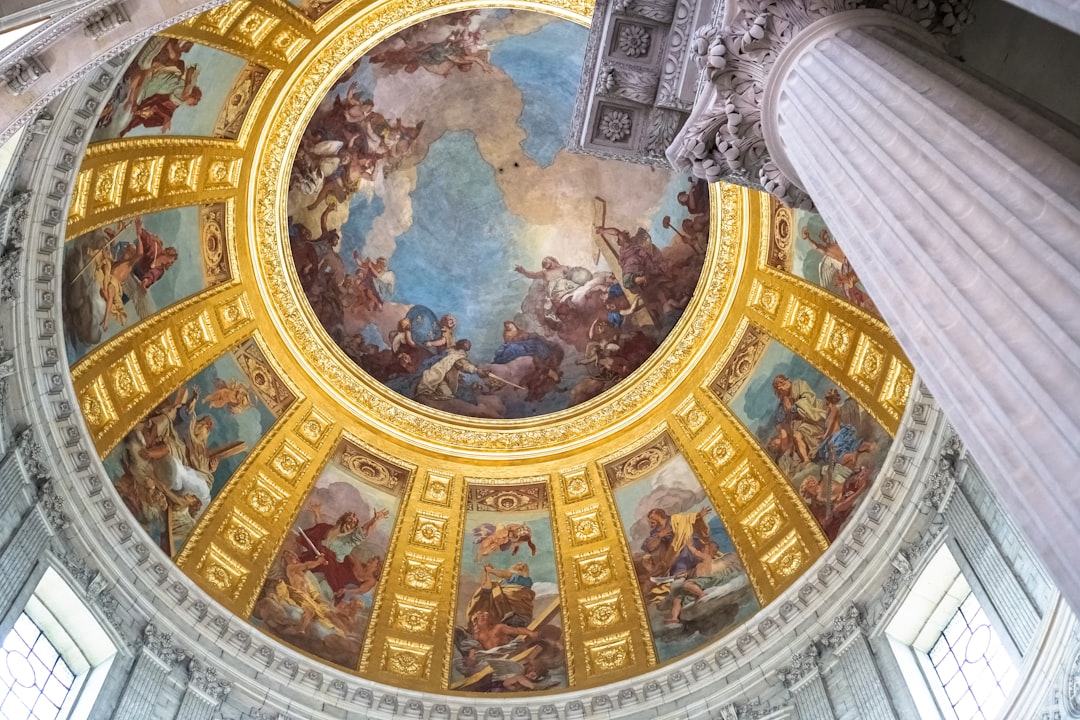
xmin=665 ymin=0 xmax=974 ymax=208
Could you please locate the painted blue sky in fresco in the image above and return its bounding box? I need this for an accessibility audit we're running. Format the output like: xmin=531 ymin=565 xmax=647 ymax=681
xmin=289 ymin=9 xmax=709 ymax=419
xmin=391 ymin=131 xmax=527 ymax=358
xmin=490 ymin=19 xmax=584 ymax=167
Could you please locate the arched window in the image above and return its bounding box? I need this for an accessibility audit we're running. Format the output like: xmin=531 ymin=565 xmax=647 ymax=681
xmin=886 ymin=545 xmax=1018 ymax=720
xmin=0 ymin=568 xmax=116 ymax=720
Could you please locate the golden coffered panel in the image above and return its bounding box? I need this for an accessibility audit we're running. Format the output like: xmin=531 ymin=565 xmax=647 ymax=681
xmin=67 ymin=139 xmax=244 ymax=239
xmin=748 ymin=266 xmax=910 ymax=433
xmin=552 ymin=463 xmax=656 ymax=684
xmin=70 ymin=284 xmax=253 ymax=454
xmin=170 ymin=0 xmax=316 ymax=66
xmin=675 ymin=407 xmax=829 ymax=605
xmin=360 ymin=467 xmax=461 ymax=687
xmin=176 ymin=398 xmax=321 ymax=612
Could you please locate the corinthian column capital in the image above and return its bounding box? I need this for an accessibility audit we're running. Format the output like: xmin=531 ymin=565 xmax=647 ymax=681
xmin=667 ymin=0 xmax=972 ymax=206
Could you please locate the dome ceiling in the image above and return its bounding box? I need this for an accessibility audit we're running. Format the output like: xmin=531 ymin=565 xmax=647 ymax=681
xmin=289 ymin=8 xmax=709 ymax=421
xmin=61 ymin=0 xmax=914 ymax=697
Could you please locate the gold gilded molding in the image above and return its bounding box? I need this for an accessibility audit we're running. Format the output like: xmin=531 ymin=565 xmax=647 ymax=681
xmin=400 ymin=553 xmax=443 ymax=592
xmin=674 ymin=405 xmax=829 ymax=605
xmin=360 ymin=466 xmax=463 ymax=688
xmin=748 ymin=266 xmax=911 ymax=434
xmin=71 ymin=283 xmax=253 ymax=454
xmin=67 ymin=139 xmax=244 ymax=239
xmin=552 ymin=461 xmax=656 ymax=685
xmin=579 ymin=590 xmax=625 ymax=631
xmin=674 ymin=394 xmax=711 ymax=438
xmin=421 ymin=470 xmax=454 ymax=507
xmin=583 ymin=631 xmax=635 ymax=675
xmin=176 ymin=397 xmax=320 ymax=613
xmin=381 ymin=638 xmax=434 ymax=679
xmin=560 ymin=466 xmax=594 ymax=503
xmin=246 ymin=19 xmax=744 ymax=455
xmin=389 ymin=595 xmax=440 ymax=634
xmin=169 ymin=0 xmax=315 ymax=68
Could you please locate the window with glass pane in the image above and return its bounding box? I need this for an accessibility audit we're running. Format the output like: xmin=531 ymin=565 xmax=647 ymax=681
xmin=928 ymin=593 xmax=1018 ymax=720
xmin=0 ymin=613 xmax=77 ymax=720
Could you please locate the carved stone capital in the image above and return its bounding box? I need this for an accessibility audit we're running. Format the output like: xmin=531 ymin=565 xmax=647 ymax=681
xmin=37 ymin=480 xmax=69 ymax=530
xmin=920 ymin=429 xmax=963 ymax=510
xmin=187 ymin=658 xmax=232 ymax=701
xmin=667 ymin=0 xmax=974 ymax=206
xmin=778 ymin=645 xmax=820 ymax=688
xmin=820 ymin=603 xmax=864 ymax=651
xmin=142 ymin=623 xmax=188 ymax=667
xmin=13 ymin=426 xmax=48 ymax=481
xmin=0 ymin=191 xmax=31 ymax=303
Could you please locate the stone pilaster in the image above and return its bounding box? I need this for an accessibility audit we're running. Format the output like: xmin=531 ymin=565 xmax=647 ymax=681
xmin=111 ymin=624 xmax=187 ymax=719
xmin=0 ymin=504 xmax=48 ymax=615
xmin=820 ymin=606 xmax=896 ymax=720
xmin=0 ymin=447 xmax=28 ymax=513
xmin=779 ymin=646 xmax=835 ymax=720
xmin=175 ymin=659 xmax=232 ymax=720
xmin=945 ymin=488 xmax=1040 ymax=653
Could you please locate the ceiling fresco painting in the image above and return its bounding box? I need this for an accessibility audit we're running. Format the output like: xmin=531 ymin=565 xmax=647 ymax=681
xmin=726 ymin=334 xmax=892 ymax=541
xmin=607 ymin=437 xmax=758 ymax=662
xmin=451 ymin=482 xmax=567 ymax=692
xmin=288 ymin=9 xmax=709 ymax=420
xmin=768 ymin=205 xmax=880 ymax=318
xmin=63 ymin=203 xmax=229 ymax=363
xmin=93 ymin=38 xmax=259 ymax=142
xmin=288 ymin=0 xmax=347 ymax=21
xmin=251 ymin=437 xmax=407 ymax=670
xmin=102 ymin=339 xmax=292 ymax=558
xmin=60 ymin=0 xmax=918 ymax=698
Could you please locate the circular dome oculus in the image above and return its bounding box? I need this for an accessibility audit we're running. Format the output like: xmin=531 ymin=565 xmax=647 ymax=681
xmin=285 ymin=8 xmax=709 ymax=420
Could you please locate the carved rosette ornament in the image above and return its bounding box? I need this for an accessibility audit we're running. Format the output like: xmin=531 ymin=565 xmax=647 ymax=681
xmin=142 ymin=623 xmax=188 ymax=666
xmin=666 ymin=0 xmax=974 ymax=207
xmin=777 ymin=645 xmax=819 ymax=688
xmin=187 ymin=659 xmax=232 ymax=701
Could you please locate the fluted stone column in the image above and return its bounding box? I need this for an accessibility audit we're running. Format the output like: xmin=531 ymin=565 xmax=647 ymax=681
xmin=779 ymin=647 xmax=836 ymax=720
xmin=175 ymin=659 xmax=231 ymax=720
xmin=821 ymin=606 xmax=897 ymax=720
xmin=111 ymin=624 xmax=186 ymax=719
xmin=769 ymin=13 xmax=1080 ymax=615
xmin=670 ymin=0 xmax=1080 ymax=613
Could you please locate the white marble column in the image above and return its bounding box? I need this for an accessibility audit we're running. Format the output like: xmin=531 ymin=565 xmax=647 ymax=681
xmin=759 ymin=10 xmax=1080 ymax=614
